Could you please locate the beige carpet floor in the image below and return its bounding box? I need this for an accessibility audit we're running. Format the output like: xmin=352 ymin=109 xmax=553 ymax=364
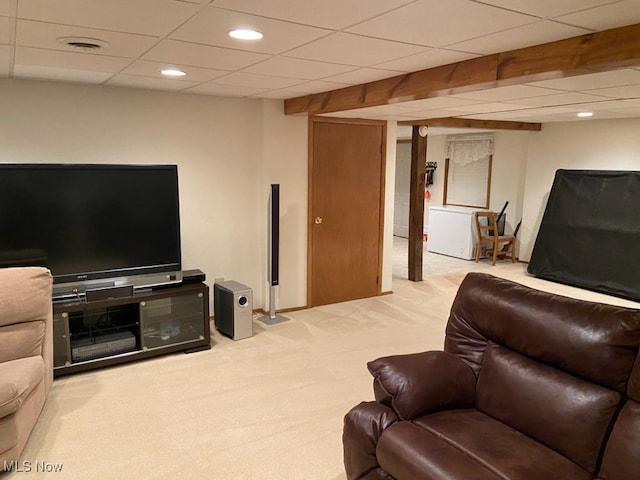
xmin=9 ymin=247 xmax=640 ymax=479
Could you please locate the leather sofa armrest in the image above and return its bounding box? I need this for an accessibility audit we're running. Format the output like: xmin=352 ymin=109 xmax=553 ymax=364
xmin=367 ymin=351 xmax=476 ymax=420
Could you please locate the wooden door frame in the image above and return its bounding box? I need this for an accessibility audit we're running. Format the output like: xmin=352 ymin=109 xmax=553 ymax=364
xmin=307 ymin=116 xmax=387 ymax=307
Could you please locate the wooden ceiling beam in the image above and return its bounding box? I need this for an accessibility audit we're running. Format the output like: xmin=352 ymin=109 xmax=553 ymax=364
xmin=284 ymin=23 xmax=640 ymax=116
xmin=398 ymin=117 xmax=542 ymax=131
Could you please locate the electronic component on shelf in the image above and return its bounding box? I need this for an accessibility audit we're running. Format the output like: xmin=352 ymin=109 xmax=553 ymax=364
xmin=85 ymin=285 xmax=134 ymax=302
xmin=182 ymin=269 xmax=206 ymax=284
xmin=71 ymin=331 xmax=136 ymax=362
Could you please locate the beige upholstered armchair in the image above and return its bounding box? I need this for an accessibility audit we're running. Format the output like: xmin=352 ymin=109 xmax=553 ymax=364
xmin=0 ymin=267 xmax=53 ymax=465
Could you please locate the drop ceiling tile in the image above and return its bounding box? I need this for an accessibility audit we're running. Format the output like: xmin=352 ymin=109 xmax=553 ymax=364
xmin=0 ymin=0 xmax=10 ymax=16
xmin=460 ymin=111 xmax=532 ymax=120
xmin=210 ymin=72 xmax=304 ymax=89
xmin=284 ymin=32 xmax=425 ymax=67
xmin=122 ymin=60 xmax=228 ymax=82
xmin=588 ymin=110 xmax=640 ymax=119
xmin=512 ymin=106 xmax=582 ymax=115
xmin=601 ymin=104 xmax=640 ymax=114
xmin=399 ymin=96 xmax=486 ymax=110
xmin=401 ymin=108 xmax=475 ymax=119
xmin=472 ymin=0 xmax=617 ymax=18
xmin=17 ymin=0 xmax=199 ymax=37
xmin=0 ymin=16 xmax=9 ymax=44
xmin=16 ymin=20 xmax=158 ymax=58
xmin=619 ymin=97 xmax=640 ymax=105
xmin=143 ymin=39 xmax=270 ymax=71
xmin=15 ymin=46 xmax=130 ymax=72
xmin=555 ymin=0 xmax=640 ymax=30
xmin=451 ymin=85 xmax=562 ymax=101
xmin=251 ymin=88 xmax=300 ymax=99
xmin=448 ymin=20 xmax=590 ymax=55
xmin=569 ymin=99 xmax=640 ymax=111
xmin=528 ymin=69 xmax=640 ymax=90
xmin=207 ymin=0 xmax=414 ymax=30
xmin=514 ymin=91 xmax=612 ymax=106
xmin=0 ymin=45 xmax=9 ymax=76
xmin=13 ymin=64 xmax=113 ymax=83
xmin=184 ymin=82 xmax=270 ymax=97
xmin=241 ymin=56 xmax=355 ymax=79
xmin=274 ymin=79 xmax=352 ymax=97
xmin=346 ymin=0 xmax=537 ymax=48
xmin=585 ymin=84 xmax=640 ymax=98
xmin=458 ymin=111 xmax=515 ymax=119
xmin=255 ymin=85 xmax=317 ymax=99
xmin=107 ymin=74 xmax=198 ymax=91
xmin=372 ymin=48 xmax=479 ymax=72
xmin=323 ymin=67 xmax=404 ymax=85
xmin=448 ymin=102 xmax=529 ymax=114
xmin=170 ymin=7 xmax=332 ymax=55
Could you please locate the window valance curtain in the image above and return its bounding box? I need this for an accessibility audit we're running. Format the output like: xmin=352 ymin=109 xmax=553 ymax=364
xmin=446 ymin=135 xmax=494 ymax=166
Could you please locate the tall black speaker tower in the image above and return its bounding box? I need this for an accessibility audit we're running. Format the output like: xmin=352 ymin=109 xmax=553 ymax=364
xmin=270 ymin=184 xmax=279 ymax=287
xmin=259 ymin=184 xmax=288 ymax=325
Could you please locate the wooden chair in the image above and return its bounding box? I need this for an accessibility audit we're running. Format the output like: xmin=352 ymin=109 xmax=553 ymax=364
xmin=474 ymin=211 xmax=516 ymax=265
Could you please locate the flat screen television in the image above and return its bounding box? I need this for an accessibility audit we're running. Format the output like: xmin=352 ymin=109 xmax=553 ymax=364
xmin=0 ymin=164 xmax=182 ymax=299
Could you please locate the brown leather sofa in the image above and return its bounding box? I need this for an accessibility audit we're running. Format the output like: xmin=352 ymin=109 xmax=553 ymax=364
xmin=343 ymin=272 xmax=640 ymax=480
xmin=0 ymin=267 xmax=53 ymax=465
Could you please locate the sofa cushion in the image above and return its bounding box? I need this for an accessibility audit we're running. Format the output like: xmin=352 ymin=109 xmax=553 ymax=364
xmin=0 ymin=267 xmax=52 ymax=328
xmin=0 ymin=357 xmax=44 ymax=419
xmin=598 ymin=400 xmax=640 ymax=480
xmin=377 ymin=421 xmax=502 ymax=480
xmin=0 ymin=321 xmax=45 ymax=364
xmin=445 ymin=273 xmax=640 ymax=393
xmin=477 ymin=343 xmax=620 ymax=473
xmin=378 ymin=409 xmax=591 ymax=480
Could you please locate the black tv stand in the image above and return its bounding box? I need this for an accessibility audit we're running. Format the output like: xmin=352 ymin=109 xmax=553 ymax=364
xmin=53 ymin=282 xmax=210 ymax=377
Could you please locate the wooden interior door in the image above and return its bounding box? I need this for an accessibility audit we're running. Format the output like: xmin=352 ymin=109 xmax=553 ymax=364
xmin=308 ymin=118 xmax=386 ymax=307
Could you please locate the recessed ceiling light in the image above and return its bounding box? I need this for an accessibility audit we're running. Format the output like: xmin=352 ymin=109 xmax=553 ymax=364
xmin=161 ymin=69 xmax=186 ymax=77
xmin=577 ymin=112 xmax=593 ymax=118
xmin=228 ymin=29 xmax=263 ymax=40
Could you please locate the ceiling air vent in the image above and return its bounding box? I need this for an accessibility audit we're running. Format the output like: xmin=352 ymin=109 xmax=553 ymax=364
xmin=57 ymin=37 xmax=110 ymax=51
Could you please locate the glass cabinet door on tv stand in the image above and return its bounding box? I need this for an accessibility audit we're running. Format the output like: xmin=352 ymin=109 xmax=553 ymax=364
xmin=52 ymin=282 xmax=210 ymax=376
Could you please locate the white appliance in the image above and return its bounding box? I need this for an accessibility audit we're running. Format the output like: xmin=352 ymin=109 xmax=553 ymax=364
xmin=427 ymin=206 xmax=485 ymax=260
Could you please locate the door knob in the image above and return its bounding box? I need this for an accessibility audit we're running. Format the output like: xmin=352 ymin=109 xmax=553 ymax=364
xmin=314 ymin=217 xmax=323 ymax=224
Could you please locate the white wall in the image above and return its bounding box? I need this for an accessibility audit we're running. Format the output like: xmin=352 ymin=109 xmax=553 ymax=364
xmin=382 ymin=121 xmax=397 ymax=293
xmin=0 ymin=79 xmax=311 ymax=310
xmin=520 ymin=118 xmax=640 ymax=261
xmin=490 ymin=130 xmax=531 ymax=236
xmin=393 ymin=142 xmax=411 ymax=238
xmin=259 ymin=100 xmax=308 ymax=309
xmin=424 ymin=135 xmax=447 ymax=226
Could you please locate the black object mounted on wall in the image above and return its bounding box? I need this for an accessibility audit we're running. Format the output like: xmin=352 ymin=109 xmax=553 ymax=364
xmin=425 ymin=161 xmax=438 ymax=186
xmin=528 ymin=169 xmax=640 ymax=302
